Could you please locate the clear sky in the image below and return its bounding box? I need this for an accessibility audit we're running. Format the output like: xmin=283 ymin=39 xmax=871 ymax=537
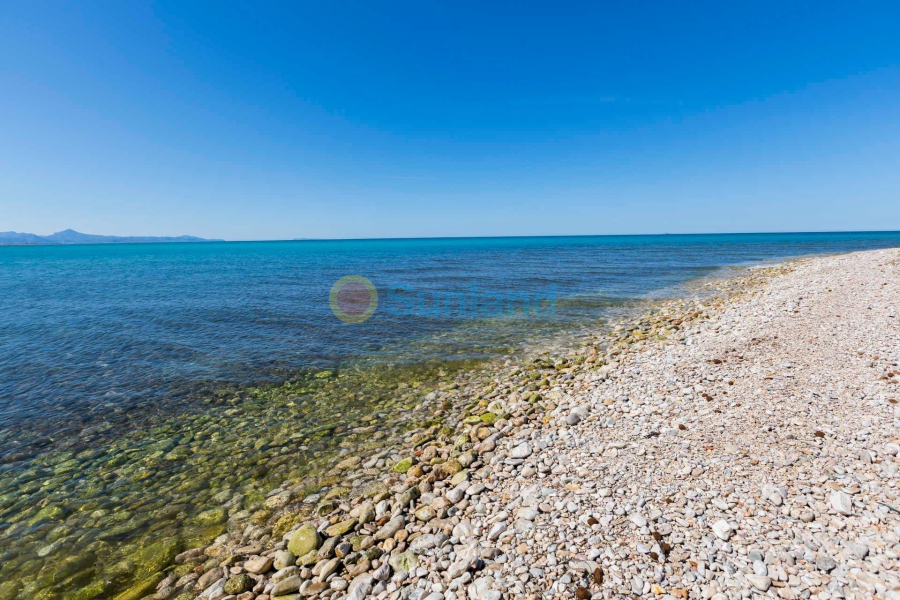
xmin=1 ymin=1 xmax=899 ymax=240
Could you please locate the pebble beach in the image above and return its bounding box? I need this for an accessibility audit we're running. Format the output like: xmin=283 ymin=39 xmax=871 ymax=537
xmin=132 ymin=248 xmax=900 ymax=600
xmin=8 ymin=247 xmax=900 ymax=600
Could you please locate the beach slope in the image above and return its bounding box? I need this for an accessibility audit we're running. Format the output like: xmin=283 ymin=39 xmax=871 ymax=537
xmin=180 ymin=249 xmax=900 ymax=600
xmin=460 ymin=248 xmax=900 ymax=599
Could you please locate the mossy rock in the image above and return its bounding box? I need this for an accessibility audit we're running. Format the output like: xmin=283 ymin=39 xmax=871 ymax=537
xmin=68 ymin=580 xmax=109 ymax=600
xmin=287 ymin=524 xmax=321 ymax=557
xmin=362 ymin=481 xmax=389 ymax=498
xmin=364 ymin=545 xmax=383 ymax=561
xmin=297 ymin=549 xmax=319 ymax=566
xmin=273 ymin=512 xmax=304 ymax=539
xmin=0 ymin=581 xmax=20 ymax=600
xmin=182 ymin=523 xmax=225 ymax=549
xmin=195 ymin=507 xmax=227 ymax=526
xmin=389 ymin=550 xmax=417 ymax=573
xmin=323 ymin=486 xmax=349 ymax=501
xmin=325 ymin=518 xmax=356 ymax=537
xmin=392 ymin=457 xmax=415 ymax=473
xmin=102 ymin=559 xmax=137 ymax=586
xmin=46 ymin=524 xmax=72 ymax=542
xmin=250 ymin=509 xmax=272 ymax=526
xmin=348 ymin=535 xmax=367 ymax=552
xmin=315 ymin=500 xmax=337 ymax=516
xmin=58 ymin=567 xmax=96 ymax=591
xmin=440 ymin=459 xmax=463 ymax=476
xmin=36 ymin=552 xmax=96 ymax=587
xmin=28 ymin=588 xmax=61 ymax=600
xmin=224 ymin=574 xmax=254 ymax=594
xmin=319 ymin=475 xmax=343 ymax=487
xmin=171 ymin=562 xmax=195 ymax=579
xmin=28 ymin=504 xmax=67 ymax=525
xmin=392 ymin=486 xmax=420 ymax=511
xmin=132 ymin=538 xmax=181 ymax=576
xmin=112 ymin=572 xmax=165 ymax=600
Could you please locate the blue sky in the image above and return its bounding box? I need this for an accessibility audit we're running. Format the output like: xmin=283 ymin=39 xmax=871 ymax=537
xmin=1 ymin=1 xmax=899 ymax=239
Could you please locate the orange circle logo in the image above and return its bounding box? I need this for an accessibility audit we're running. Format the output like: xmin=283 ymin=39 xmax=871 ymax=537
xmin=329 ymin=275 xmax=378 ymax=323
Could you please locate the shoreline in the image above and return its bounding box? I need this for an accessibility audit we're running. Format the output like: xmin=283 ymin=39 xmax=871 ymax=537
xmin=0 ymin=259 xmax=796 ymax=600
xmin=177 ymin=248 xmax=899 ymax=600
xmin=5 ymin=249 xmax=900 ymax=600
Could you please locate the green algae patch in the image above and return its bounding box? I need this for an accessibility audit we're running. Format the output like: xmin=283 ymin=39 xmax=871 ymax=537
xmin=28 ymin=504 xmax=67 ymax=526
xmin=0 ymin=357 xmax=487 ymax=599
xmin=195 ymin=507 xmax=227 ymax=525
xmin=132 ymin=538 xmax=182 ymax=577
xmin=112 ymin=572 xmax=165 ymax=600
xmin=273 ymin=513 xmax=305 ymax=539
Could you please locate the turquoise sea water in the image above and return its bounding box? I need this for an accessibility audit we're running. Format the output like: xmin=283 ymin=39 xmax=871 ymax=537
xmin=3 ymin=231 xmax=900 ymax=599
xmin=3 ymin=231 xmax=900 ymax=460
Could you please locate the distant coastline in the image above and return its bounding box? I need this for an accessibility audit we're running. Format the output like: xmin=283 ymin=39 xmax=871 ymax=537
xmin=0 ymin=228 xmax=221 ymax=246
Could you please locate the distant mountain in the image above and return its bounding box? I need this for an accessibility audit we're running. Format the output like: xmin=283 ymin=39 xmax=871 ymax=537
xmin=0 ymin=231 xmax=46 ymax=244
xmin=0 ymin=229 xmax=221 ymax=246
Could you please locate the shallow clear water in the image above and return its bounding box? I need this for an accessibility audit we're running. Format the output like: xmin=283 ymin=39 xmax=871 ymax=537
xmin=2 ymin=231 xmax=900 ymax=599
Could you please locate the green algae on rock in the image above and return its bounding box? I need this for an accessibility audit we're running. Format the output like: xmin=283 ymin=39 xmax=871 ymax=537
xmin=287 ymin=523 xmax=321 ymax=557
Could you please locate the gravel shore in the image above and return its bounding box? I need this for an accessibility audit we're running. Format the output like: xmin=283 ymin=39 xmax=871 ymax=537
xmin=157 ymin=249 xmax=900 ymax=600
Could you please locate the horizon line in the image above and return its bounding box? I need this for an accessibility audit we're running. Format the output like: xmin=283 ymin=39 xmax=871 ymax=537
xmin=3 ymin=228 xmax=900 ymax=248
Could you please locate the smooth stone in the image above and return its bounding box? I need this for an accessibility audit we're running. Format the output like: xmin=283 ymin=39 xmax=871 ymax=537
xmin=746 ymin=575 xmax=772 ymax=591
xmin=848 ymin=542 xmax=869 ymax=559
xmin=320 ymin=557 xmax=341 ymax=579
xmin=816 ymin=556 xmax=837 ymax=572
xmin=244 ymin=555 xmax=273 ymax=574
xmin=272 ymin=575 xmax=304 ymax=596
xmin=831 ymin=490 xmax=853 ymax=515
xmin=347 ymin=573 xmax=375 ymax=600
xmin=273 ymin=550 xmax=296 ymax=570
xmin=447 ymin=545 xmax=480 ymax=579
xmin=711 ymin=519 xmax=732 ymax=540
xmin=467 ymin=575 xmax=496 ymax=600
xmin=629 ymin=514 xmax=648 ymax=528
xmin=752 ymin=560 xmax=768 ymax=576
xmin=509 ymin=443 xmax=533 ymax=459
xmin=410 ymin=534 xmax=437 ymax=553
xmin=375 ymin=517 xmax=405 ymax=540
